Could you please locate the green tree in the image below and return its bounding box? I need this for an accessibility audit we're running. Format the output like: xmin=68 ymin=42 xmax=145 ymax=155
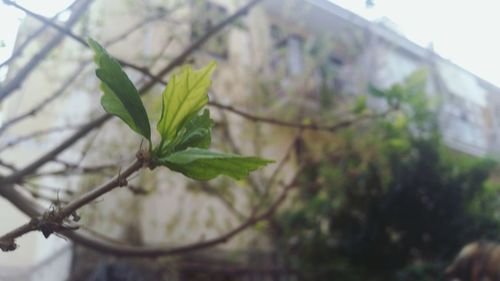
xmin=275 ymin=75 xmax=500 ymax=281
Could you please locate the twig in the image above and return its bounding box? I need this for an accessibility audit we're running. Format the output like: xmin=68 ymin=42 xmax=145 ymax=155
xmin=27 ymin=163 xmax=116 ymax=178
xmin=3 ymin=0 xmax=168 ymax=86
xmin=208 ymin=101 xmax=390 ymax=132
xmin=63 ymin=170 xmax=300 ymax=257
xmin=22 ymin=181 xmax=73 ymax=196
xmin=0 ymin=0 xmax=81 ymax=69
xmin=0 ymin=61 xmax=88 ymax=135
xmin=20 ymin=185 xmax=69 ymax=205
xmin=0 ymin=125 xmax=82 ymax=152
xmin=0 ymin=15 xmax=165 ymax=135
xmin=0 ymin=159 xmax=17 ymax=172
xmin=0 ymin=154 xmax=146 ymax=249
xmin=0 ymin=0 xmax=93 ymax=102
xmin=0 ymin=22 xmax=48 ymax=69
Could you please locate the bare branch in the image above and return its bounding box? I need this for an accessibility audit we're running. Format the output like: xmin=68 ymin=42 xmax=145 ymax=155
xmin=0 ymin=0 xmax=79 ymax=68
xmin=0 ymin=15 xmax=167 ymax=134
xmin=4 ymin=0 xmax=168 ymax=85
xmin=0 ymin=0 xmax=93 ymax=102
xmin=0 ymin=23 xmax=48 ymax=69
xmin=0 ymin=159 xmax=17 ymax=172
xmin=0 ymin=125 xmax=82 ymax=153
xmin=63 ymin=170 xmax=300 ymax=257
xmin=0 ymin=153 xmax=146 ymax=249
xmin=209 ymin=100 xmax=392 ymax=132
xmin=0 ymin=61 xmax=87 ymax=135
xmin=27 ymin=163 xmax=116 ymax=178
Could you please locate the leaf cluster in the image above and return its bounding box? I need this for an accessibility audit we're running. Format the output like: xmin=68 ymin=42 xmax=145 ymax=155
xmin=88 ymin=38 xmax=271 ymax=181
xmin=276 ymin=77 xmax=500 ymax=281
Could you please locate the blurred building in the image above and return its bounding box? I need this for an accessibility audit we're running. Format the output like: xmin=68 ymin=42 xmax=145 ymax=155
xmin=2 ymin=0 xmax=500 ymax=280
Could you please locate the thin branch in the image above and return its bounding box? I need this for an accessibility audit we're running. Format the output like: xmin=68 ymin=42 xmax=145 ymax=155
xmin=0 ymin=154 xmax=146 ymax=250
xmin=0 ymin=61 xmax=88 ymax=134
xmin=4 ymin=0 xmax=168 ymax=85
xmin=136 ymin=0 xmax=265 ymax=92
xmin=0 ymin=15 xmax=165 ymax=134
xmin=56 ymin=157 xmax=144 ymax=219
xmin=0 ymin=222 xmax=37 ymax=251
xmin=0 ymin=0 xmax=79 ymax=68
xmin=63 ymin=170 xmax=300 ymax=257
xmin=208 ymin=101 xmax=391 ymax=132
xmin=27 ymin=163 xmax=116 ymax=178
xmin=23 ymin=181 xmax=73 ymax=196
xmin=199 ymin=182 xmax=247 ymax=221
xmin=0 ymin=0 xmax=93 ymax=102
xmin=20 ymin=185 xmax=69 ymax=205
xmin=211 ymin=93 xmax=263 ymax=196
xmin=0 ymin=22 xmax=48 ymax=69
xmin=258 ymin=130 xmax=302 ymax=206
xmin=0 ymin=162 xmax=300 ymax=256
xmin=0 ymin=159 xmax=17 ymax=172
xmin=0 ymin=125 xmax=82 ymax=152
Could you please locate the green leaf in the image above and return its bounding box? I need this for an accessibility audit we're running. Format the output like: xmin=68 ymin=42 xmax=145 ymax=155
xmin=158 ymin=109 xmax=213 ymax=154
xmin=156 ymin=148 xmax=273 ymax=181
xmin=88 ymin=38 xmax=151 ymax=141
xmin=174 ymin=109 xmax=213 ymax=151
xmin=351 ymin=95 xmax=367 ymax=114
xmin=157 ymin=61 xmax=216 ymax=143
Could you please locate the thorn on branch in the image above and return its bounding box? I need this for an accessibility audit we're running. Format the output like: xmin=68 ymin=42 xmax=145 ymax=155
xmin=32 ymin=208 xmax=79 ymax=239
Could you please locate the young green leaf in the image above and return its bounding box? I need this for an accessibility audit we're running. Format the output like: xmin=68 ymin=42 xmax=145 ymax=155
xmin=157 ymin=61 xmax=216 ymax=143
xmin=88 ymin=38 xmax=151 ymax=142
xmin=168 ymin=109 xmax=213 ymax=153
xmin=156 ymin=148 xmax=273 ymax=181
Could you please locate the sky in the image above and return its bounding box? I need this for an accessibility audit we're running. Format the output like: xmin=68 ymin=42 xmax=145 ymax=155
xmin=0 ymin=0 xmax=73 ymax=80
xmin=331 ymin=0 xmax=500 ymax=86
xmin=0 ymin=0 xmax=499 ymax=86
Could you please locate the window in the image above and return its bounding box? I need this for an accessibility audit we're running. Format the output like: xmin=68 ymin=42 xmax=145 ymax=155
xmin=286 ymin=35 xmax=304 ymax=76
xmin=191 ymin=1 xmax=228 ymax=59
xmin=269 ymin=24 xmax=306 ymax=76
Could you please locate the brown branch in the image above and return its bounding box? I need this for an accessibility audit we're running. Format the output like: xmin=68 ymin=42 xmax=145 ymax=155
xmin=0 ymin=0 xmax=93 ymax=102
xmin=0 ymin=221 xmax=37 ymax=251
xmin=0 ymin=125 xmax=82 ymax=152
xmin=0 ymin=162 xmax=300 ymax=256
xmin=0 ymin=154 xmax=146 ymax=250
xmin=20 ymin=185 xmax=69 ymax=205
xmin=136 ymin=0 xmax=265 ymax=91
xmin=56 ymin=157 xmax=145 ymax=219
xmin=27 ymin=163 xmax=116 ymax=178
xmin=209 ymin=100 xmax=391 ymax=132
xmin=62 ymin=170 xmax=300 ymax=257
xmin=0 ymin=22 xmax=49 ymax=69
xmin=0 ymin=0 xmax=82 ymax=69
xmin=1 ymin=114 xmax=111 ymax=185
xmin=4 ymin=0 xmax=168 ymax=85
xmin=211 ymin=93 xmax=264 ymax=196
xmin=0 ymin=159 xmax=17 ymax=172
xmin=0 ymin=61 xmax=88 ymax=135
xmin=0 ymin=16 xmax=166 ymax=135
xmin=258 ymin=131 xmax=302 ymax=205
xmin=22 ymin=181 xmax=74 ymax=196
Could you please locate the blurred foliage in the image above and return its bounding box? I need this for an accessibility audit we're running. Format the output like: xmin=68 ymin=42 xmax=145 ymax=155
xmin=274 ymin=73 xmax=500 ymax=281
